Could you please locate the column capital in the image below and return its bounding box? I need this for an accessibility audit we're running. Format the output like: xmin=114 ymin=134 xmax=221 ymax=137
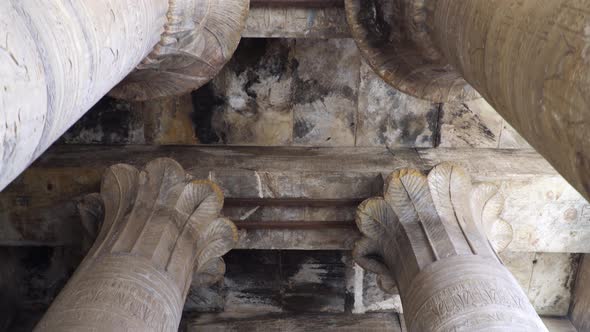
xmin=109 ymin=0 xmax=250 ymax=101
xmin=353 ymin=162 xmax=544 ymax=332
xmin=36 ymin=158 xmax=236 ymax=331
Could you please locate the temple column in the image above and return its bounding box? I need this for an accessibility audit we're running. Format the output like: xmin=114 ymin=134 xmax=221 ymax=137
xmin=353 ymin=163 xmax=546 ymax=331
xmin=0 ymin=0 xmax=248 ymax=191
xmin=346 ymin=0 xmax=590 ymax=200
xmin=34 ymin=158 xmax=237 ymax=332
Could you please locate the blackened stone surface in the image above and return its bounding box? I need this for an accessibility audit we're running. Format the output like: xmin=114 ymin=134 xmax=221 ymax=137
xmin=187 ymin=250 xmax=348 ymax=313
xmin=60 ymin=97 xmax=143 ymax=144
xmin=291 ymin=39 xmax=360 ymax=146
xmin=0 ymin=246 xmax=82 ymax=331
xmin=356 ymin=61 xmax=439 ymax=148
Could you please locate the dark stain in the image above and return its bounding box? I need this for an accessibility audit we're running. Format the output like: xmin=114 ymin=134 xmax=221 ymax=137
xmin=462 ymin=103 xmax=496 ymax=140
xmin=292 ymin=75 xmax=330 ymax=105
xmin=191 ymin=83 xmax=225 ymax=144
xmin=358 ymin=0 xmax=392 ymax=49
xmin=294 ymin=118 xmax=315 ymax=139
xmin=221 ymin=250 xmax=346 ymax=313
xmin=427 ymin=103 xmax=442 ymax=147
xmin=60 ymin=97 xmax=132 ymax=144
xmin=564 ymin=254 xmax=582 ymax=291
xmin=229 ymin=39 xmax=270 ymax=76
xmin=230 ymin=39 xmax=291 ymax=78
xmin=391 ymin=113 xmax=428 ymax=145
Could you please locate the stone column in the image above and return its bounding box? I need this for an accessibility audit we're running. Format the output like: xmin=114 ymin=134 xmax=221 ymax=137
xmin=0 ymin=0 xmax=248 ymax=191
xmin=346 ymin=0 xmax=590 ymax=201
xmin=353 ymin=163 xmax=546 ymax=332
xmin=34 ymin=158 xmax=237 ymax=332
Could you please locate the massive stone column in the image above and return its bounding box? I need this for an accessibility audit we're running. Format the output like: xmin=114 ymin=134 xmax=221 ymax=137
xmin=0 ymin=0 xmax=248 ymax=191
xmin=34 ymin=158 xmax=237 ymax=331
xmin=353 ymin=163 xmax=546 ymax=332
xmin=346 ymin=0 xmax=590 ymax=201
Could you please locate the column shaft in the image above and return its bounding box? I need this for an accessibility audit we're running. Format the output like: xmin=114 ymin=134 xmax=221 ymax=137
xmin=0 ymin=0 xmax=168 ymax=190
xmin=429 ymin=0 xmax=590 ymax=200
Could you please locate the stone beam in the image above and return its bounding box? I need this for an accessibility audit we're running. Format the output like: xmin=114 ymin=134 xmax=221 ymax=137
xmin=0 ymin=0 xmax=248 ymax=192
xmin=2 ymin=146 xmax=589 ymax=253
xmin=345 ymin=0 xmax=590 ymax=201
xmin=34 ymin=158 xmax=237 ymax=331
xmin=354 ymin=163 xmax=546 ymax=331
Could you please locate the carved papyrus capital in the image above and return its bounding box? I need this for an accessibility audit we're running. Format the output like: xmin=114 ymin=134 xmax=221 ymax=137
xmin=110 ymin=0 xmax=250 ymax=101
xmin=35 ymin=158 xmax=237 ymax=332
xmin=354 ymin=163 xmax=544 ymax=332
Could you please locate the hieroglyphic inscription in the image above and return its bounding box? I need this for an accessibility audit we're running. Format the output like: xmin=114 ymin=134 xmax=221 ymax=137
xmin=412 ymin=279 xmax=529 ymax=331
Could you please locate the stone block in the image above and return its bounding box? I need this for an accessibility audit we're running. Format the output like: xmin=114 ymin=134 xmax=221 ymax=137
xmin=292 ymin=39 xmax=359 ymax=146
xmin=356 ymin=61 xmax=438 ymax=148
xmin=439 ymin=98 xmax=504 ymax=148
xmin=244 ymin=7 xmax=350 ymax=38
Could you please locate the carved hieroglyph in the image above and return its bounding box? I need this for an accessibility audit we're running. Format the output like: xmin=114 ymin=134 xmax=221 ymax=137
xmin=353 ymin=163 xmax=545 ymax=332
xmin=35 ymin=158 xmax=237 ymax=332
xmin=109 ymin=0 xmax=250 ymax=101
xmin=345 ymin=0 xmax=590 ymax=201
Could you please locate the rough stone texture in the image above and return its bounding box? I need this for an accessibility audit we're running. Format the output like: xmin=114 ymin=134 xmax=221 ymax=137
xmin=54 ymin=38 xmax=541 ymax=152
xmin=571 ymin=255 xmax=590 ymax=331
xmin=184 ymin=312 xmax=404 ymax=332
xmin=527 ymin=253 xmax=580 ymax=316
xmin=59 ymin=98 xmax=143 ymax=145
xmin=292 ymin=39 xmax=359 ymax=146
xmin=191 ymin=38 xmax=362 ymax=146
xmin=0 ymin=247 xmax=82 ymax=331
xmin=500 ymin=252 xmax=580 ymax=316
xmin=61 ymin=95 xmax=199 ymax=145
xmin=353 ymin=163 xmax=546 ymax=331
xmin=357 ymin=61 xmax=439 ymax=148
xmin=203 ymin=39 xmax=296 ymax=145
xmin=3 ymin=146 xmax=589 ymax=255
xmin=499 ymin=176 xmax=590 ymax=253
xmin=244 ymin=7 xmax=350 ymax=38
xmin=439 ymin=99 xmax=504 ymax=148
xmin=186 ymin=250 xmax=348 ymax=314
xmin=35 ymin=158 xmax=237 ymax=331
xmin=133 ymin=95 xmax=198 ymax=145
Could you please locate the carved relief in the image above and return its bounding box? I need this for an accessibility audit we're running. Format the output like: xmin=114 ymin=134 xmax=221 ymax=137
xmin=35 ymin=158 xmax=237 ymax=332
xmin=344 ymin=0 xmax=480 ymax=102
xmin=353 ymin=162 xmax=545 ymax=332
xmin=110 ymin=0 xmax=250 ymax=101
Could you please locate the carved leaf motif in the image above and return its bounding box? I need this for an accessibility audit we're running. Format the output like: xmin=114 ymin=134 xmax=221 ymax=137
xmin=193 ymin=257 xmax=227 ymax=287
xmin=353 ymin=237 xmax=390 ymax=277
xmin=470 ymin=183 xmax=498 ymax=226
xmin=110 ymin=0 xmax=250 ymax=100
xmin=95 ymin=164 xmax=140 ymax=257
xmin=76 ymin=193 xmax=104 ymax=252
xmin=471 ymin=183 xmax=513 ymax=252
xmin=427 ymin=163 xmax=473 ymax=251
xmin=194 ymin=217 xmax=238 ymax=268
xmin=356 ymin=197 xmax=397 ymax=239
